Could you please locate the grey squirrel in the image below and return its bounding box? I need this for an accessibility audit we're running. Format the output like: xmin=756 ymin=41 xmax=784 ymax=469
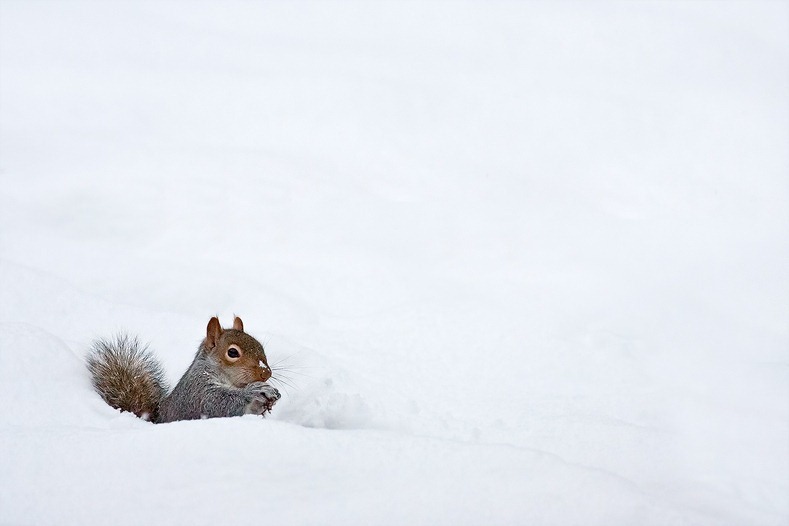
xmin=87 ymin=316 xmax=281 ymax=423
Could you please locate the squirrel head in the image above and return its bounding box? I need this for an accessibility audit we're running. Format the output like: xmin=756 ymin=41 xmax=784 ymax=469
xmin=203 ymin=316 xmax=272 ymax=387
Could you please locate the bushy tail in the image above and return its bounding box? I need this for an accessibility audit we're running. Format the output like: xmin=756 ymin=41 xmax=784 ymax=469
xmin=86 ymin=334 xmax=169 ymax=422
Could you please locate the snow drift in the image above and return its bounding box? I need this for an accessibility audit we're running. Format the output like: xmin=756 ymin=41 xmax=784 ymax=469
xmin=0 ymin=1 xmax=787 ymax=524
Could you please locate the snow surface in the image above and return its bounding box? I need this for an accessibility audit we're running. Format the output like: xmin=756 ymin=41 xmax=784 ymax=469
xmin=1 ymin=1 xmax=787 ymax=524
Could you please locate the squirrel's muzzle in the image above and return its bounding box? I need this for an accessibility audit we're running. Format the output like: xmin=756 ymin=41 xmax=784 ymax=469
xmin=257 ymin=360 xmax=272 ymax=382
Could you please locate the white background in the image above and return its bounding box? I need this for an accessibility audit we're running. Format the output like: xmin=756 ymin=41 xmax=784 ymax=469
xmin=1 ymin=1 xmax=787 ymax=524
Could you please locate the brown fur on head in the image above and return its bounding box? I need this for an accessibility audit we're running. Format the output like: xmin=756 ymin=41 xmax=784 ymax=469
xmin=204 ymin=316 xmax=271 ymax=387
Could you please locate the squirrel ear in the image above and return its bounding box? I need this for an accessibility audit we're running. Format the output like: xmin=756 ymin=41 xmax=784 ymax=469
xmin=233 ymin=316 xmax=244 ymax=332
xmin=206 ymin=317 xmax=223 ymax=349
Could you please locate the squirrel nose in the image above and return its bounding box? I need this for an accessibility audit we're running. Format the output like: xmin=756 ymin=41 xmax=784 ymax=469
xmin=256 ymin=359 xmax=272 ymax=381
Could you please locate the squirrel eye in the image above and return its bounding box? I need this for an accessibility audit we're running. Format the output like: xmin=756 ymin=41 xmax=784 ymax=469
xmin=227 ymin=347 xmax=241 ymax=359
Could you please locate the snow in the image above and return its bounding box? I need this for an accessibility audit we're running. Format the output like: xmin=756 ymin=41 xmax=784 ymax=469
xmin=0 ymin=1 xmax=787 ymax=524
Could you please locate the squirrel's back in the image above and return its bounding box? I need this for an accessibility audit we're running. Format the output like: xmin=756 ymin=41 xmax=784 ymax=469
xmin=86 ymin=334 xmax=169 ymax=422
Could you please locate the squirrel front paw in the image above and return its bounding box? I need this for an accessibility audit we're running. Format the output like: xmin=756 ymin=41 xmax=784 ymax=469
xmin=244 ymin=382 xmax=281 ymax=415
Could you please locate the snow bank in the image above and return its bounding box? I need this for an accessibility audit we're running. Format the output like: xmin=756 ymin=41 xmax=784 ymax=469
xmin=0 ymin=1 xmax=787 ymax=524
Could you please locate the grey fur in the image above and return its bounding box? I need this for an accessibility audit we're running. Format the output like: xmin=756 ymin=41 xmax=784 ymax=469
xmin=86 ymin=335 xmax=169 ymax=422
xmin=157 ymin=343 xmax=279 ymax=423
xmin=88 ymin=337 xmax=280 ymax=424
